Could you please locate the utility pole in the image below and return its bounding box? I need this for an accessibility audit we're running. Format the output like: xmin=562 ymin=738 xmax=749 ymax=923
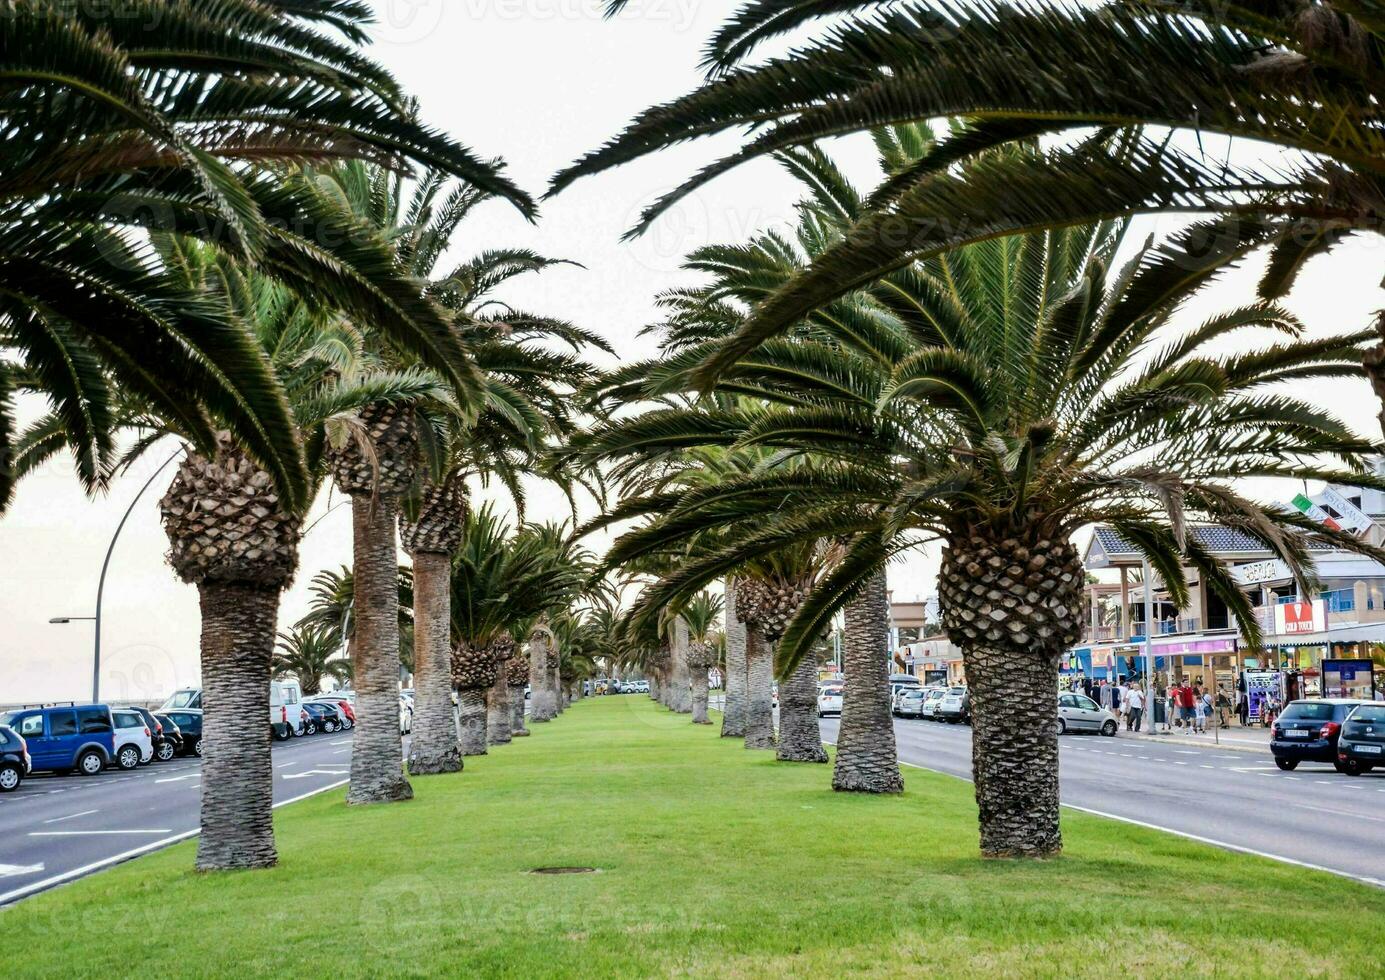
xmin=1142 ymin=559 xmax=1156 ymax=733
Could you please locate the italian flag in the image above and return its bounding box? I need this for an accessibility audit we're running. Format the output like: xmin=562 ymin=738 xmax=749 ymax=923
xmin=1292 ymin=493 xmax=1341 ymax=531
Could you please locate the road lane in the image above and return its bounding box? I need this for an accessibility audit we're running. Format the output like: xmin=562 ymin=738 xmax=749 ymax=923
xmin=0 ymin=731 xmax=355 ymax=906
xmin=819 ymin=715 xmax=1385 ymax=886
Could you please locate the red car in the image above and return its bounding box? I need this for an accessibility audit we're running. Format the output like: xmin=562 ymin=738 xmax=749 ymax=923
xmin=308 ymin=697 xmax=354 ymax=730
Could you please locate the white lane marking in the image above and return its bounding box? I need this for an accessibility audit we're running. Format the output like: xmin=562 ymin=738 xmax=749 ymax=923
xmin=42 ymin=809 xmax=98 ymax=825
xmin=282 ymin=768 xmax=349 ymax=780
xmin=45 ymin=790 xmax=65 ymax=795
xmin=1175 ymin=751 xmax=1200 ymax=755
xmin=29 ymin=829 xmax=172 ymax=837
xmin=275 ymin=761 xmax=296 ymax=768
xmin=1200 ymin=765 xmax=1215 ymax=769
xmin=1063 ymin=803 xmax=1385 ymax=890
xmin=0 ymin=863 xmax=44 ymax=878
xmin=332 ymin=749 xmax=349 ymax=755
xmin=0 ymin=778 xmax=349 ymax=908
xmin=1173 ymin=761 xmax=1188 ymax=765
xmin=154 ymin=774 xmax=197 ymax=784
xmin=329 ymin=739 xmax=351 ymax=745
xmin=824 ymin=738 xmax=1385 ymax=890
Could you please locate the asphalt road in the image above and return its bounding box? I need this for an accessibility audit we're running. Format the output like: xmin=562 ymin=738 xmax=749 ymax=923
xmin=0 ymin=731 xmax=355 ymax=906
xmin=819 ymin=715 xmax=1385 ymax=887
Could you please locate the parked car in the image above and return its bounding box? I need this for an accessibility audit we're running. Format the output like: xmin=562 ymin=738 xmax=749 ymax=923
xmin=161 ymin=688 xmax=202 ymax=710
xmin=817 ymin=688 xmax=843 ymax=718
xmin=888 ymin=674 xmax=921 ymax=706
xmin=1270 ymin=698 xmax=1365 ymax=771
xmin=1057 ymin=693 xmax=1117 ymax=736
xmin=1336 ymin=703 xmax=1385 ymax=775
xmin=919 ymin=688 xmax=947 ymax=720
xmin=937 ymin=686 xmax=970 ymax=724
xmin=307 ymin=696 xmax=354 ymax=729
xmin=1 ymin=704 xmax=115 ymax=775
xmin=162 ymin=708 xmax=202 ymax=756
xmin=895 ymin=689 xmax=929 ymax=718
xmin=302 ymin=701 xmax=341 ymax=734
xmin=154 ymin=713 xmax=185 ymax=759
xmin=167 ymin=683 xmax=305 ymax=740
xmin=0 ymin=724 xmax=31 ymax=792
xmin=627 ymin=680 xmax=649 ymax=694
xmin=400 ymin=696 xmax=414 ymax=735
xmin=111 ymin=707 xmax=152 ymax=769
xmin=120 ymin=705 xmax=173 ymax=763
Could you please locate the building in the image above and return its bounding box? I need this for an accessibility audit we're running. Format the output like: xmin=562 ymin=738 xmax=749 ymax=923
xmin=1074 ymin=479 xmax=1385 ymax=701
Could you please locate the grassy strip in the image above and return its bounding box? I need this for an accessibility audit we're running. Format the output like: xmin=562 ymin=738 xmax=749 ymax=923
xmin=4 ymin=697 xmax=1382 ymax=977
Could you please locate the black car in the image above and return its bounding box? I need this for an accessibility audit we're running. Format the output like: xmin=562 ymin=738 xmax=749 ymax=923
xmin=154 ymin=713 xmax=186 ymax=758
xmin=301 ymin=701 xmax=339 ymax=734
xmin=1337 ymin=703 xmax=1385 ymax=775
xmin=1270 ymin=699 xmax=1365 ymax=771
xmin=0 ymin=724 xmax=31 ymax=792
xmin=162 ymin=708 xmax=202 ymax=756
xmin=122 ymin=705 xmax=175 ymax=763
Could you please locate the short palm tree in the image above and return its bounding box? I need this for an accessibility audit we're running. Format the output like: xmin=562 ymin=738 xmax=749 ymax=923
xmin=273 ymin=624 xmax=352 ymax=696
xmin=582 ymin=207 xmax=1385 ymax=856
xmin=679 ymin=592 xmax=724 ymax=724
xmin=4 ymin=1 xmax=535 ymax=513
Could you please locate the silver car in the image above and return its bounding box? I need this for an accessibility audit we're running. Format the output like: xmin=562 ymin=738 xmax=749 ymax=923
xmin=1057 ymin=693 xmax=1117 ymax=736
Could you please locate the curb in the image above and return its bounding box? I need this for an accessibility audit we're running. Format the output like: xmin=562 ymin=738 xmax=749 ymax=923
xmin=1119 ymin=733 xmax=1269 ymax=754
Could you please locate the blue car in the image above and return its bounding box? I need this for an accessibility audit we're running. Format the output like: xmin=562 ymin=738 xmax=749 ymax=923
xmin=0 ymin=704 xmax=116 ymax=775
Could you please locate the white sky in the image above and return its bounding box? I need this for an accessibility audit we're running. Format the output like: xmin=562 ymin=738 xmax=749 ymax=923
xmin=2 ymin=0 xmax=1382 ymax=702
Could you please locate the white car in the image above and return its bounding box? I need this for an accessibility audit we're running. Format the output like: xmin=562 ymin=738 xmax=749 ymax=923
xmin=1057 ymin=693 xmax=1117 ymax=736
xmin=919 ymin=688 xmax=947 ymax=720
xmin=110 ymin=707 xmax=153 ymax=769
xmin=817 ymin=688 xmax=843 ymax=717
xmin=938 ymin=686 xmax=969 ymax=724
xmin=400 ymin=696 xmax=414 ymax=735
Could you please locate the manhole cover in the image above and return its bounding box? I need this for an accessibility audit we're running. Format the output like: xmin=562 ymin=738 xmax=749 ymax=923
xmin=529 ymin=866 xmax=598 ymax=875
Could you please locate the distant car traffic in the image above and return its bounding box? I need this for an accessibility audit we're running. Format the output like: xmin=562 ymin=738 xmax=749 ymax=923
xmin=1336 ymin=703 xmax=1385 ymax=775
xmin=154 ymin=713 xmax=185 ymax=759
xmin=1270 ymin=699 xmax=1365 ymax=771
xmin=1057 ymin=693 xmax=1117 ymax=736
xmin=121 ymin=705 xmax=170 ymax=763
xmin=817 ymin=688 xmax=843 ymax=718
xmin=161 ymin=708 xmax=202 ymax=756
xmin=111 ymin=708 xmax=152 ymax=769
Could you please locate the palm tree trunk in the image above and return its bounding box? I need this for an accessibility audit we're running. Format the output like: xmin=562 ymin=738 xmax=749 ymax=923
xmin=528 ymin=632 xmax=556 ymax=723
xmin=668 ymin=620 xmax=692 ymax=713
xmin=776 ymin=654 xmax=827 ymax=762
xmin=939 ymin=532 xmax=1081 ymax=858
xmin=721 ymin=582 xmax=747 ymax=737
xmin=195 ymin=582 xmax=278 ymax=870
xmin=486 ymin=667 xmax=512 ymax=744
xmin=744 ymin=628 xmax=775 ymax=750
xmin=690 ymin=666 xmax=711 ymax=724
xmin=552 ymin=662 xmax=564 ymax=714
xmin=509 ymin=683 xmax=529 ymax=735
xmin=458 ymin=689 xmax=488 ymax=755
xmin=346 ymin=494 xmax=412 ymax=805
xmin=406 ymin=552 xmax=461 ymax=775
xmin=833 ymin=569 xmax=903 ymax=793
xmin=965 ymin=643 xmax=1062 ymax=857
xmin=649 ymin=671 xmax=661 ymax=702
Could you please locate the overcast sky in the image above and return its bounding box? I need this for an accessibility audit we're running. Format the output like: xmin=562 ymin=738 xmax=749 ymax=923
xmin=2 ymin=1 xmax=1382 ymax=703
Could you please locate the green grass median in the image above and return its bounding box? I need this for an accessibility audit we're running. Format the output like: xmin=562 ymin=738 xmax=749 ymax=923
xmin=5 ymin=697 xmax=1382 ymax=977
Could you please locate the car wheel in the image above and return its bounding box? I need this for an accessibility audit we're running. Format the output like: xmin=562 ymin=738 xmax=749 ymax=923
xmin=117 ymin=745 xmax=140 ymax=770
xmin=291 ymin=724 xmax=304 ymax=738
xmin=1056 ymin=718 xmax=1067 ymax=735
xmin=1101 ymin=719 xmax=1117 ymax=737
xmin=193 ymin=737 xmax=203 ymax=757
xmin=156 ymin=742 xmax=175 ymax=762
xmin=1337 ymin=759 xmax=1365 ymax=776
xmin=273 ymin=725 xmax=291 ymax=742
xmin=77 ymin=749 xmax=105 ymax=775
xmin=0 ymin=764 xmax=20 ymax=792
xmin=1274 ymin=757 xmax=1297 ymax=771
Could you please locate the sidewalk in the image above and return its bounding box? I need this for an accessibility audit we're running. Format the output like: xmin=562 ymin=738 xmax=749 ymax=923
xmin=1118 ymin=722 xmax=1271 ymax=753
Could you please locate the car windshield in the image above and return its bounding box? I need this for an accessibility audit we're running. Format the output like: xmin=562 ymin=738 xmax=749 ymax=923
xmin=165 ymin=691 xmax=198 ymax=708
xmin=1349 ymin=705 xmax=1385 ymax=723
xmin=1280 ymin=702 xmax=1335 ymax=721
xmin=948 ymin=687 xmax=965 ymax=696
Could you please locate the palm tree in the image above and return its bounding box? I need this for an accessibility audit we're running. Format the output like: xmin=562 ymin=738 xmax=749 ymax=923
xmin=582 ymin=200 xmax=1385 ymax=855
xmin=679 ymin=592 xmax=724 ymax=724
xmin=273 ymin=624 xmax=352 ymax=696
xmin=721 ymin=579 xmax=749 ymax=738
xmin=318 ymin=160 xmax=603 ymax=792
xmin=559 ymin=2 xmax=1385 ymax=400
xmin=527 ymin=615 xmax=560 ymax=724
xmin=4 ymin=1 xmax=535 ymax=514
xmin=19 ymin=245 xmax=436 ymax=870
xmin=834 ymin=568 xmax=903 ymax=794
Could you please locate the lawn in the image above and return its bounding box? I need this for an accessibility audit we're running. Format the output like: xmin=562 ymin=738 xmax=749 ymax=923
xmin=5 ymin=697 xmax=1383 ymax=978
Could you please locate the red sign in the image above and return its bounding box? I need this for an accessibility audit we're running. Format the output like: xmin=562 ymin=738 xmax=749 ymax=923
xmin=1283 ymin=602 xmax=1315 ymax=634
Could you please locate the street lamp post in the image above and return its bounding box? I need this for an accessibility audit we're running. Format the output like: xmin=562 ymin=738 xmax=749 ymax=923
xmin=49 ymin=450 xmax=181 ymax=703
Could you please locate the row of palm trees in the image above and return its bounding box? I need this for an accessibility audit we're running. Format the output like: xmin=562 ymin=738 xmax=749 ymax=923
xmin=9 ymin=0 xmax=1385 ymax=870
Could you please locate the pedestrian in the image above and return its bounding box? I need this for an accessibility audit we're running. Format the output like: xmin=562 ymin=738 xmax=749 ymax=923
xmin=1198 ymin=688 xmax=1213 ymax=732
xmin=1176 ymin=680 xmax=1197 ymax=733
xmin=1099 ymin=680 xmax=1111 ymax=711
xmin=1127 ymin=684 xmax=1145 ymax=732
xmin=1215 ymin=688 xmax=1231 ymax=728
xmin=1236 ymin=688 xmax=1249 ymax=727
xmin=1082 ymin=676 xmax=1094 ymax=700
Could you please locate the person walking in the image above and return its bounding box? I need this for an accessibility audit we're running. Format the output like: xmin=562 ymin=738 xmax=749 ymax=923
xmin=1193 ymin=685 xmax=1208 ymax=733
xmin=1127 ymin=684 xmax=1145 ymax=732
xmin=1175 ymin=680 xmax=1196 ymax=733
xmin=1236 ymin=688 xmax=1249 ymax=727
